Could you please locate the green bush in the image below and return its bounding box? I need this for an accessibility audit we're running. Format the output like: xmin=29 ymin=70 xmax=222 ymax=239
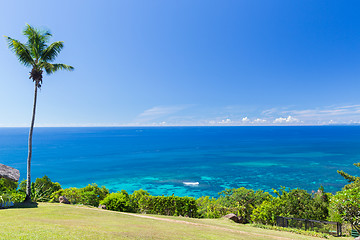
xmin=251 ymin=198 xmax=282 ymax=225
xmin=0 ymin=178 xmax=18 ymax=193
xmin=0 ymin=178 xmax=22 ymax=204
xmin=101 ymin=191 xmax=197 ymax=217
xmin=196 ymin=187 xmax=270 ymax=222
xmin=138 ymin=195 xmax=197 ymax=217
xmin=196 ymin=196 xmax=223 ymax=218
xmin=217 ymin=188 xmax=271 ymax=223
xmin=19 ymin=176 xmax=62 ymax=202
xmin=251 ymin=187 xmax=330 ymax=225
xmin=329 ymin=187 xmax=360 ymax=233
xmin=51 ymin=183 xmax=109 ymax=206
xmin=10 ymin=191 xmax=26 ymax=203
xmin=130 ymin=189 xmax=150 ymax=212
xmin=100 ymin=190 xmax=134 ymax=212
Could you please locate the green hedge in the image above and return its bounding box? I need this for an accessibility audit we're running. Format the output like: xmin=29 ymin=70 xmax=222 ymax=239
xmin=51 ymin=183 xmax=109 ymax=206
xmin=139 ymin=195 xmax=197 ymax=217
xmin=101 ymin=191 xmax=197 ymax=217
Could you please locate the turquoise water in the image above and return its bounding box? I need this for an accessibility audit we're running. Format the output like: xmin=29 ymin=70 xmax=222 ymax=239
xmin=1 ymin=126 xmax=359 ymax=198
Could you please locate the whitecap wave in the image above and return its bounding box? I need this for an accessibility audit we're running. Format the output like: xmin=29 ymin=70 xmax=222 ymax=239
xmin=183 ymin=181 xmax=199 ymax=186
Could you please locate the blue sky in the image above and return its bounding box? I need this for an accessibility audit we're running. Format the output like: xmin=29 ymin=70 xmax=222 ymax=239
xmin=1 ymin=0 xmax=360 ymax=126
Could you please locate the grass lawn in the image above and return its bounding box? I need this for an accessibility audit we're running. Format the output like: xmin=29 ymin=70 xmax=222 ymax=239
xmin=0 ymin=203 xmax=353 ymax=240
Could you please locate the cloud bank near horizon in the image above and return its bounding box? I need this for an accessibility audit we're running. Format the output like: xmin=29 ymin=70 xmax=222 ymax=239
xmin=2 ymin=104 xmax=360 ymax=127
xmin=128 ymin=104 xmax=360 ymax=126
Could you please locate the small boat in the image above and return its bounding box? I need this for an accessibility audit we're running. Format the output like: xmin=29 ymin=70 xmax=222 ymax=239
xmin=183 ymin=181 xmax=199 ymax=186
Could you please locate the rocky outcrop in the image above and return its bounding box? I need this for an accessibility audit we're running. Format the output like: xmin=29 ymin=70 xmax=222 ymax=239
xmin=223 ymin=213 xmax=248 ymax=224
xmin=0 ymin=163 xmax=20 ymax=182
xmin=223 ymin=213 xmax=240 ymax=223
xmin=59 ymin=196 xmax=70 ymax=204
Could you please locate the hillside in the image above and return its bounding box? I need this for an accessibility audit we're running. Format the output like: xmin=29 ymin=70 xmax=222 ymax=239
xmin=0 ymin=203 xmax=352 ymax=240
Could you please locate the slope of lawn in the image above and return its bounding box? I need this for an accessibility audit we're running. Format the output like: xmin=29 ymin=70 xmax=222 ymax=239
xmin=0 ymin=203 xmax=352 ymax=240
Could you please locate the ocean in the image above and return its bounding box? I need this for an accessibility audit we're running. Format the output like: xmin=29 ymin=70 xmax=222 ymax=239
xmin=0 ymin=126 xmax=359 ymax=198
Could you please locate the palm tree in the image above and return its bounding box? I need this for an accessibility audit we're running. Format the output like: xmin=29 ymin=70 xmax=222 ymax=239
xmin=5 ymin=24 xmax=74 ymax=202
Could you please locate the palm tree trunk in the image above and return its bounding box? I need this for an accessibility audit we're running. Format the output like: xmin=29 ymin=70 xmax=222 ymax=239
xmin=24 ymin=82 xmax=38 ymax=202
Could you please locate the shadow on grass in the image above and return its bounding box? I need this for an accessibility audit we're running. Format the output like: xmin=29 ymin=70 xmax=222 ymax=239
xmin=12 ymin=201 xmax=38 ymax=208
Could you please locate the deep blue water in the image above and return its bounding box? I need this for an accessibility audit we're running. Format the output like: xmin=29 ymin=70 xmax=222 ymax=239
xmin=1 ymin=126 xmax=360 ymax=198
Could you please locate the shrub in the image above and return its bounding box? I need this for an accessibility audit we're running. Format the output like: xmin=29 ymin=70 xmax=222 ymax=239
xmin=217 ymin=187 xmax=271 ymax=223
xmin=251 ymin=198 xmax=282 ymax=225
xmin=251 ymin=187 xmax=330 ymax=225
xmin=51 ymin=183 xmax=109 ymax=206
xmin=100 ymin=190 xmax=134 ymax=212
xmin=196 ymin=187 xmax=270 ymax=222
xmin=0 ymin=178 xmax=18 ymax=193
xmin=10 ymin=191 xmax=26 ymax=203
xmin=130 ymin=189 xmax=150 ymax=212
xmin=0 ymin=178 xmax=22 ymax=204
xmin=138 ymin=195 xmax=197 ymax=217
xmin=83 ymin=184 xmax=109 ymax=198
xmin=196 ymin=196 xmax=223 ymax=218
xmin=101 ymin=191 xmax=197 ymax=217
xmin=329 ymin=187 xmax=360 ymax=233
xmin=311 ymin=187 xmax=331 ymax=220
xmin=19 ymin=176 xmax=62 ymax=202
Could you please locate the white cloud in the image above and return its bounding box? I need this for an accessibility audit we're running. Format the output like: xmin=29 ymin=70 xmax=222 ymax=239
xmin=218 ymin=118 xmax=232 ymax=124
xmin=132 ymin=104 xmax=360 ymax=126
xmin=273 ymin=116 xmax=299 ymax=124
xmin=242 ymin=117 xmax=250 ymax=123
xmin=253 ymin=118 xmax=267 ymax=123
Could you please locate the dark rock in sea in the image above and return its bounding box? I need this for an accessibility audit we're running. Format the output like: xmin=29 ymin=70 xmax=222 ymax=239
xmin=98 ymin=204 xmax=106 ymax=209
xmin=0 ymin=163 xmax=20 ymax=182
xmin=223 ymin=213 xmax=239 ymax=223
xmin=59 ymin=196 xmax=70 ymax=204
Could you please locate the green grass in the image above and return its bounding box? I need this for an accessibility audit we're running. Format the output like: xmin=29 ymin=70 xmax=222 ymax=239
xmin=0 ymin=203 xmax=353 ymax=240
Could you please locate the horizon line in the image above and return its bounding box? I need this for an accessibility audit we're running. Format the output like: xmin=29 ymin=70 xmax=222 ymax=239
xmin=1 ymin=124 xmax=360 ymax=128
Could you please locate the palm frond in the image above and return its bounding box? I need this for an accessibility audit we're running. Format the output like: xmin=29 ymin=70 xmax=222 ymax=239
xmin=23 ymin=24 xmax=50 ymax=60
xmin=41 ymin=62 xmax=74 ymax=74
xmin=4 ymin=36 xmax=35 ymax=67
xmin=40 ymin=41 xmax=64 ymax=62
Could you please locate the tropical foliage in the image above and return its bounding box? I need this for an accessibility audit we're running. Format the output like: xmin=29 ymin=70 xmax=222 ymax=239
xmin=0 ymin=178 xmax=18 ymax=193
xmin=329 ymin=187 xmax=360 ymax=233
xmin=137 ymin=195 xmax=197 ymax=217
xmin=100 ymin=190 xmax=135 ymax=212
xmin=51 ymin=183 xmax=109 ymax=207
xmin=101 ymin=190 xmax=197 ymax=217
xmin=19 ymin=175 xmax=61 ymax=202
xmin=197 ymin=187 xmax=270 ymax=222
xmin=251 ymin=187 xmax=330 ymax=225
xmin=5 ymin=24 xmax=74 ymax=82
